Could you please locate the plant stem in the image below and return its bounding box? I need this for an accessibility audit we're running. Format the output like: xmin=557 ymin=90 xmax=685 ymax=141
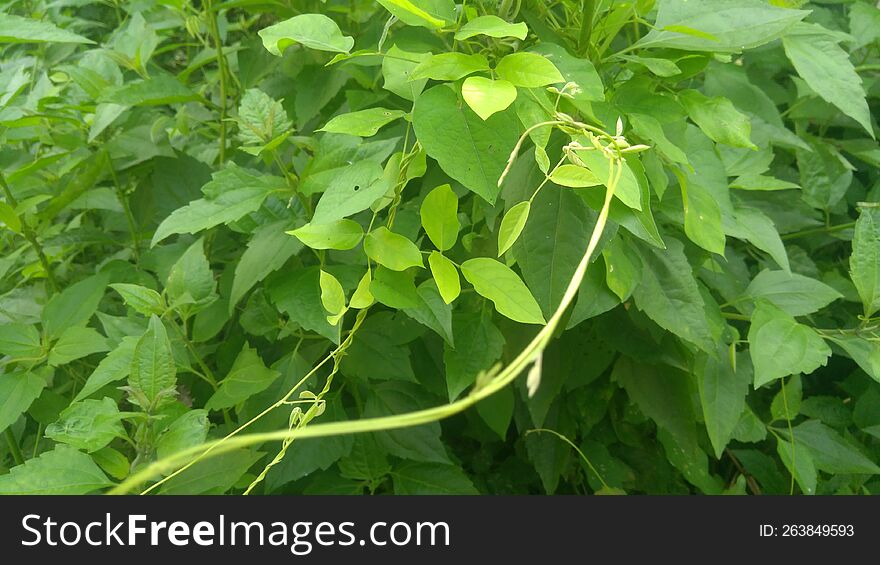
xmin=4 ymin=429 xmax=24 ymax=466
xmin=780 ymin=222 xmax=856 ymax=241
xmin=0 ymin=169 xmax=58 ymax=292
xmin=206 ymin=0 xmax=229 ymax=163
xmin=578 ymin=0 xmax=596 ymax=56
xmin=104 ymin=151 xmax=140 ymax=263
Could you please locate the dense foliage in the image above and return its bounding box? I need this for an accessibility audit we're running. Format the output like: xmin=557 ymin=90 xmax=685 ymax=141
xmin=0 ymin=0 xmax=879 ymax=495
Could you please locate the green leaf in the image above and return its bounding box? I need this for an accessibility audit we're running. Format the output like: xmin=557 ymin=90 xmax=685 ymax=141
xmin=796 ymin=139 xmax=852 ymax=210
xmin=74 ymin=337 xmax=138 ymax=402
xmin=0 ymin=323 xmax=42 ymax=360
xmin=572 ymin=149 xmax=641 ymax=210
xmin=110 ymin=283 xmax=165 ymax=316
xmin=91 ymin=447 xmax=130 ymax=481
xmin=783 ymin=23 xmax=873 ymax=136
xmin=376 ymin=0 xmax=454 ymax=28
xmin=428 ymin=252 xmax=461 ymax=304
xmin=730 ymin=174 xmax=800 ymax=191
xmin=413 ymin=85 xmax=519 ymax=204
xmin=850 ymin=207 xmax=880 ymax=318
xmin=205 ymin=343 xmax=281 ymax=411
xmin=827 ymin=334 xmax=880 ymax=384
xmin=679 ymin=90 xmax=756 ymax=149
xmin=269 ymin=267 xmax=337 ymax=342
xmin=635 ymin=0 xmax=808 ymax=52
xmin=319 ymin=269 xmax=347 ymax=324
xmin=632 ymin=238 xmax=714 ymax=352
xmin=152 ymin=164 xmax=286 ymax=245
xmin=364 ymin=382 xmax=450 ymax=463
xmin=237 ymin=88 xmax=292 ymax=145
xmin=746 ymin=270 xmax=841 ymax=316
xmin=614 ymin=358 xmax=722 ymax=493
xmin=549 ymin=164 xmax=601 ymax=188
xmin=530 ymin=43 xmax=604 ymax=102
xmin=460 ymin=258 xmax=545 ymax=325
xmin=682 ymin=178 xmax=725 ymax=255
xmin=393 ymin=462 xmax=479 ymax=494
xmin=288 ymin=220 xmax=364 ymax=251
xmin=311 ymin=161 xmax=389 ymax=224
xmin=48 ymin=326 xmax=110 ymax=367
xmin=159 ymin=449 xmax=262 ymax=494
xmin=156 ymin=410 xmax=210 ymax=460
xmin=403 ymin=281 xmax=454 ymax=345
xmin=0 ymin=13 xmax=94 ymax=44
xmin=42 ymin=273 xmax=108 ymax=340
xmin=791 ymin=420 xmax=880 ymax=475
xmin=776 ymin=439 xmax=816 ymax=495
xmin=0 ymin=200 xmax=21 ymax=233
xmin=342 ymin=315 xmax=416 ymax=382
xmin=497 ymin=201 xmax=531 ymax=256
xmin=364 ymin=227 xmax=424 ymax=271
xmin=495 ymin=52 xmax=564 ymax=88
xmin=420 ymin=184 xmax=460 ymax=251
xmin=514 ymin=188 xmax=593 ymax=316
xmin=319 ymin=107 xmax=405 ymax=137
xmin=629 ymin=113 xmax=689 ymax=164
xmin=724 ymin=206 xmax=790 ymax=273
xmin=771 ymin=375 xmax=802 ymax=423
xmin=350 ymin=271 xmax=375 ymax=309
xmin=166 ymin=238 xmax=216 ymax=309
xmin=444 ymin=312 xmax=504 ymax=400
xmin=410 ymin=53 xmax=490 ymax=81
xmin=230 ymin=221 xmax=302 ymax=309
xmin=99 ymin=75 xmax=199 ymax=106
xmin=602 ymin=236 xmax=641 ymax=301
xmin=697 ymin=349 xmax=752 ymax=458
xmin=461 ymin=77 xmax=517 ymax=121
xmin=258 ymin=14 xmax=354 ymax=55
xmin=45 ymin=398 xmax=126 ymax=453
xmin=455 ymin=15 xmax=528 ymax=41
xmin=128 ymin=315 xmax=177 ymax=411
xmin=382 ymin=45 xmax=429 ymax=102
xmin=0 ymin=371 xmax=46 ymax=433
xmin=748 ymin=301 xmax=831 ymax=388
xmin=0 ymin=445 xmax=112 ymax=495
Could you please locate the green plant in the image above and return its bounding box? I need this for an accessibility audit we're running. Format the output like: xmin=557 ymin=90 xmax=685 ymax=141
xmin=0 ymin=0 xmax=879 ymax=496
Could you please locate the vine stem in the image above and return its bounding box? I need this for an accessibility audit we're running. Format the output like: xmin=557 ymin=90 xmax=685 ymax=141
xmin=205 ymin=0 xmax=229 ymax=163
xmin=0 ymin=169 xmax=58 ymax=292
xmin=110 ymin=151 xmax=623 ymax=495
xmin=780 ymin=222 xmax=855 ymax=241
xmin=4 ymin=428 xmax=24 ymax=466
xmin=578 ymin=0 xmax=596 ymax=56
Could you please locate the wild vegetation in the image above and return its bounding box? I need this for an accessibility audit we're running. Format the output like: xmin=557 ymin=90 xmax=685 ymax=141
xmin=0 ymin=0 xmax=879 ymax=495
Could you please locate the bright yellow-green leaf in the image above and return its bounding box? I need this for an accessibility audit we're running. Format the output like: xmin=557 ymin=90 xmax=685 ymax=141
xmin=258 ymin=14 xmax=354 ymax=55
xmin=319 ymin=107 xmax=406 ymax=137
xmin=549 ymin=164 xmax=602 ymax=188
xmin=288 ymin=220 xmax=364 ymax=250
xmin=364 ymin=227 xmax=424 ymax=271
xmin=461 ymin=77 xmax=517 ymax=121
xmin=319 ymin=270 xmax=347 ymax=325
xmin=350 ymin=271 xmax=375 ymax=309
xmin=497 ymin=201 xmax=530 ymax=256
xmin=420 ymin=184 xmax=460 ymax=251
xmin=460 ymin=258 xmax=545 ymax=324
xmin=428 ymin=252 xmax=460 ymax=304
xmin=455 ymin=15 xmax=528 ymax=41
xmin=411 ymin=53 xmax=489 ymax=81
xmin=495 ymin=52 xmax=564 ymax=88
